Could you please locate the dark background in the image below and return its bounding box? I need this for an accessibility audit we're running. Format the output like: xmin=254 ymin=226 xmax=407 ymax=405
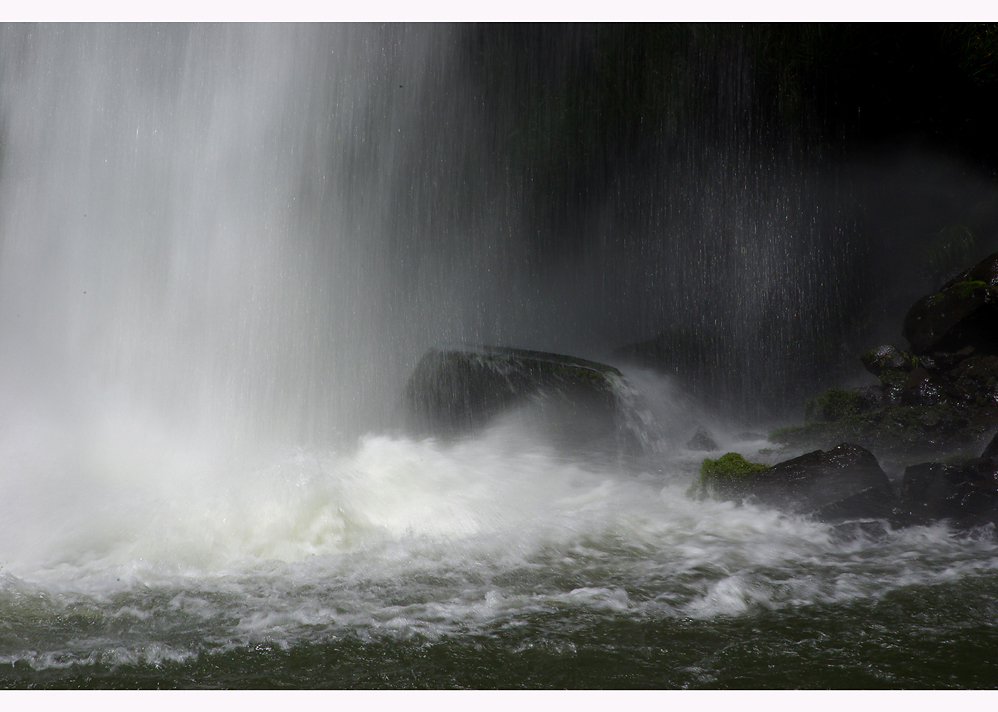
xmin=427 ymin=24 xmax=998 ymax=417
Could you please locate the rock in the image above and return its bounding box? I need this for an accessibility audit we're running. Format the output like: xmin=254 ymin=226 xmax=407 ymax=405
xmin=947 ymin=249 xmax=998 ymax=289
xmin=611 ymin=328 xmax=724 ymax=404
xmin=770 ymin=252 xmax=998 ymax=478
xmin=902 ymin=250 xmax=998 ymax=355
xmin=860 ymin=344 xmax=915 ymax=377
xmin=770 ymin=402 xmax=998 ymax=459
xmin=612 ymin=328 xmax=719 ymax=376
xmin=402 ymin=345 xmax=639 ymax=452
xmin=804 ymin=386 xmax=881 ymax=422
xmin=899 ymin=366 xmax=947 ymax=406
xmin=981 ymin=428 xmax=998 ymax=460
xmin=686 ymin=427 xmax=718 ymax=451
xmin=898 ymin=459 xmax=998 ymax=528
xmin=687 ymin=452 xmax=770 ymax=500
xmin=894 ymin=427 xmax=998 ymax=528
xmin=748 ymin=443 xmax=897 ymax=520
xmin=690 ymin=443 xmax=898 ymax=522
xmin=922 ymin=346 xmax=975 ymax=372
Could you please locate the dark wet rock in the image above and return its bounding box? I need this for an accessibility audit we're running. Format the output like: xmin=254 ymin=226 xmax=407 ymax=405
xmin=948 ymin=249 xmax=998 ymax=289
xmin=612 ymin=328 xmax=719 ymax=376
xmin=691 ymin=444 xmax=897 ymax=522
xmin=402 ymin=345 xmax=639 ymax=453
xmin=804 ymin=386 xmax=881 ymax=422
xmin=770 ymin=402 xmax=998 ymax=459
xmin=899 ymin=366 xmax=947 ymax=406
xmin=897 ymin=459 xmax=998 ymax=528
xmin=686 ymin=427 xmax=718 ymax=451
xmin=922 ymin=346 xmax=975 ymax=372
xmin=902 ymin=250 xmax=998 ymax=356
xmin=981 ymin=428 xmax=998 ymax=460
xmin=611 ymin=328 xmax=726 ymax=405
xmin=860 ymin=344 xmax=915 ymax=377
xmin=770 ymin=251 xmax=998 ymax=482
xmin=747 ymin=443 xmax=897 ymax=521
xmin=893 ymin=427 xmax=998 ymax=528
xmin=854 ymin=385 xmax=889 ymax=411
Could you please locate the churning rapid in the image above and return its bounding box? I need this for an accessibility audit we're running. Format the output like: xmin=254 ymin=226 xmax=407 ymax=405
xmin=2 ymin=24 xmax=998 ymax=689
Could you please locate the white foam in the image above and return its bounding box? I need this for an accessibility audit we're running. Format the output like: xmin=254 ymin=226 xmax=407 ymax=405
xmin=4 ymin=415 xmax=998 ymax=670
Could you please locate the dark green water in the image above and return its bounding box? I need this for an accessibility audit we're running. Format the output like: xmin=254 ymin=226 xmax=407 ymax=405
xmin=6 ymin=575 xmax=998 ymax=689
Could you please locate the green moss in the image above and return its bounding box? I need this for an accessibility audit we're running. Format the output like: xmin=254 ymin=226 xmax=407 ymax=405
xmin=688 ymin=452 xmax=769 ymax=500
xmin=952 ymin=279 xmax=988 ymax=299
xmin=769 ymin=402 xmax=972 ymax=454
xmin=879 ymin=369 xmax=908 ymax=388
xmin=768 ymin=421 xmax=831 ymax=448
xmin=804 ymin=386 xmax=867 ymax=422
xmin=700 ymin=452 xmax=769 ymax=477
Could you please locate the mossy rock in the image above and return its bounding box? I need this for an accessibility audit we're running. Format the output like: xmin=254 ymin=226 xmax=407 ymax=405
xmin=769 ymin=402 xmax=998 ymax=459
xmin=902 ymin=250 xmax=998 ymax=355
xmin=402 ymin=345 xmax=632 ymax=450
xmin=860 ymin=344 xmax=916 ymax=377
xmin=688 ymin=444 xmax=897 ymax=521
xmin=879 ymin=369 xmax=909 ymax=388
xmin=804 ymin=386 xmax=873 ymax=422
xmin=953 ymin=279 xmax=989 ymax=299
xmin=687 ymin=452 xmax=769 ymax=499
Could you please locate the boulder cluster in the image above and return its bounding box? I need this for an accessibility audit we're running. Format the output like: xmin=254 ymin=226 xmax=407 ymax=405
xmin=402 ymin=252 xmax=998 ymax=530
xmin=692 ymin=436 xmax=998 ymax=529
xmin=743 ymin=249 xmax=998 ymax=529
xmin=772 ymin=250 xmax=998 ymax=457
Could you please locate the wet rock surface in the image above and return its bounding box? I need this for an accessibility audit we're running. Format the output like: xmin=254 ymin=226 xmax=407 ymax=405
xmin=773 ymin=250 xmax=998 ymax=460
xmin=754 ymin=444 xmax=897 ymax=520
xmin=402 ymin=345 xmax=640 ymax=453
xmin=894 ymin=429 xmax=998 ymax=529
xmin=692 ymin=444 xmax=898 ymax=522
xmin=757 ymin=251 xmax=998 ymax=528
xmin=402 ymin=253 xmax=998 ymax=530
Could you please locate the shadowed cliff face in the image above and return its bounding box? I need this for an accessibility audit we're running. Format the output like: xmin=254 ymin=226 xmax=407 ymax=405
xmin=446 ymin=24 xmax=998 ymax=419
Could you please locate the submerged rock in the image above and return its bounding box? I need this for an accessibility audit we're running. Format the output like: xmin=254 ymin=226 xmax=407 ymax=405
xmin=611 ymin=328 xmax=725 ymax=404
xmin=402 ymin=345 xmax=640 ymax=453
xmin=612 ymin=328 xmax=719 ymax=377
xmin=690 ymin=443 xmax=897 ymax=522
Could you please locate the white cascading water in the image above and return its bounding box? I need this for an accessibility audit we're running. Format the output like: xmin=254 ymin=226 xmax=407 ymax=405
xmin=1 ymin=25 xmax=997 ymax=676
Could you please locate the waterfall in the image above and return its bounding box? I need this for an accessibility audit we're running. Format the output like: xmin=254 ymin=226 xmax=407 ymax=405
xmin=0 ymin=25 xmax=514 ymax=446
xmin=0 ymin=24 xmax=865 ymax=446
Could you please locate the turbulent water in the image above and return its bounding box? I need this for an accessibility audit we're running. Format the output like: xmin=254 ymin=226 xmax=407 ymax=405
xmin=4 ymin=411 xmax=998 ymax=689
xmin=3 ymin=24 xmax=998 ymax=689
